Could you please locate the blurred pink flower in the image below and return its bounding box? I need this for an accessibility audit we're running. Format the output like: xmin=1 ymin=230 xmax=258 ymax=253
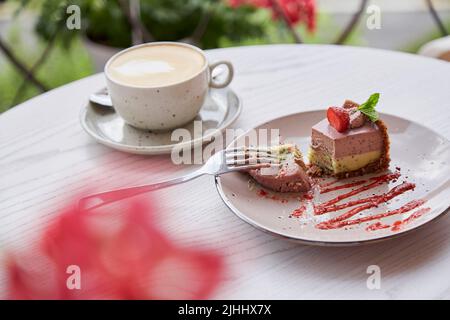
xmin=228 ymin=0 xmax=316 ymax=31
xmin=7 ymin=196 xmax=223 ymax=299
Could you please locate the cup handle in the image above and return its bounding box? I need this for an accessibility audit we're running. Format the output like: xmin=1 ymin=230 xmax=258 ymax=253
xmin=209 ymin=61 xmax=234 ymax=89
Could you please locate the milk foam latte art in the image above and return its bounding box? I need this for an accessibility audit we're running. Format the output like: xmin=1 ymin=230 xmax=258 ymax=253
xmin=108 ymin=44 xmax=206 ymax=87
xmin=104 ymin=42 xmax=234 ymax=130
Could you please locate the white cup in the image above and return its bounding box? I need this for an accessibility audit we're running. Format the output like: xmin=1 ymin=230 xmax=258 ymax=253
xmin=104 ymin=42 xmax=234 ymax=130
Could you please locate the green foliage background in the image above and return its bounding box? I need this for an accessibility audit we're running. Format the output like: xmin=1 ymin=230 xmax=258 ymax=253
xmin=30 ymin=0 xmax=268 ymax=49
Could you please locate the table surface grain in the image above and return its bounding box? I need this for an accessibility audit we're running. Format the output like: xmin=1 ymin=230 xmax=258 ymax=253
xmin=1 ymin=44 xmax=450 ymax=299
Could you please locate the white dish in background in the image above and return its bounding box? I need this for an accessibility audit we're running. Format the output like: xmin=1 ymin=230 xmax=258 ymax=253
xmin=80 ymin=87 xmax=242 ymax=155
xmin=216 ymin=111 xmax=450 ymax=246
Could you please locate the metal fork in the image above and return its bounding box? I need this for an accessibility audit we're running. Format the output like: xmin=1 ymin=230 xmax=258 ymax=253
xmin=79 ymin=147 xmax=279 ymax=211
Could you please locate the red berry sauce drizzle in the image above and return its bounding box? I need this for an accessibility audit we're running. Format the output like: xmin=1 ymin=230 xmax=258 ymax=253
xmin=257 ymin=168 xmax=430 ymax=232
xmin=257 ymin=189 xmax=294 ymax=204
xmin=311 ymin=169 xmax=429 ymax=231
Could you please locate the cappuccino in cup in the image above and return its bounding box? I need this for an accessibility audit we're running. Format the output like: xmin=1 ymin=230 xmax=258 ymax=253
xmin=105 ymin=42 xmax=234 ymax=130
xmin=108 ymin=44 xmax=206 ymax=87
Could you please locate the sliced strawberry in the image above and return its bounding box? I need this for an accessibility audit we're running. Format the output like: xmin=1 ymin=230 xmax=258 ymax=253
xmin=327 ymin=106 xmax=350 ymax=133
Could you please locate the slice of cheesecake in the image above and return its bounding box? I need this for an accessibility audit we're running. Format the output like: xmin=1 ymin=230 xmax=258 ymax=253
xmin=308 ymin=94 xmax=390 ymax=178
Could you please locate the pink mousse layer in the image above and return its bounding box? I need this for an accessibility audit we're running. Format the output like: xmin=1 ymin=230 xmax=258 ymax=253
xmin=311 ymin=119 xmax=383 ymax=158
xmin=249 ymin=157 xmax=311 ymax=193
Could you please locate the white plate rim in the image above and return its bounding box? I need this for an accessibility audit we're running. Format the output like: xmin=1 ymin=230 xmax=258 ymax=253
xmin=79 ymin=87 xmax=243 ymax=155
xmin=215 ymin=109 xmax=450 ymax=246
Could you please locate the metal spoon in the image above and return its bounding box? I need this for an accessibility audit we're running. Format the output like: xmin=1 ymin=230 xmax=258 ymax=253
xmin=89 ymin=66 xmax=226 ymax=108
xmin=89 ymin=87 xmax=113 ymax=107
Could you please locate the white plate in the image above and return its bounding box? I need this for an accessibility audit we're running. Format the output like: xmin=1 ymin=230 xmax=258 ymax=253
xmin=215 ymin=111 xmax=450 ymax=246
xmin=80 ymin=87 xmax=242 ymax=155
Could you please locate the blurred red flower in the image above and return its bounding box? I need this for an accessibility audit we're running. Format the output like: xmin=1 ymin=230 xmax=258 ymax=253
xmin=6 ymin=197 xmax=223 ymax=299
xmin=228 ymin=0 xmax=316 ymax=31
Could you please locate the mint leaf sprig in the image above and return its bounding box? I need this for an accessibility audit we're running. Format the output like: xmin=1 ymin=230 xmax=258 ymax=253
xmin=358 ymin=93 xmax=380 ymax=122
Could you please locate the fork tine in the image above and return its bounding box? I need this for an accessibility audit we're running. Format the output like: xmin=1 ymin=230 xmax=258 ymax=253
xmin=227 ymin=163 xmax=280 ymax=171
xmin=224 ymin=145 xmax=282 ymax=170
xmin=226 ymin=146 xmax=278 ymax=159
xmin=226 ymin=157 xmax=278 ymax=166
xmin=225 ymin=151 xmax=278 ymax=160
xmin=227 ymin=146 xmax=273 ymax=154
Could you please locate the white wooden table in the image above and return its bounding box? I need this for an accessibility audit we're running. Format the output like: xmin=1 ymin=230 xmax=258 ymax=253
xmin=1 ymin=45 xmax=450 ymax=299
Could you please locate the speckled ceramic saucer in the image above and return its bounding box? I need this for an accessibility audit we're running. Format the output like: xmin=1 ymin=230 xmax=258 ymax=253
xmin=80 ymin=87 xmax=242 ymax=155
